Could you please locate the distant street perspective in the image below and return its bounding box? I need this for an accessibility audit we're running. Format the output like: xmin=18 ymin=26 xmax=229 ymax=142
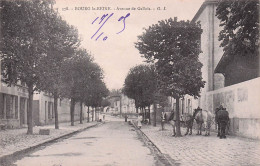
xmin=1 ymin=0 xmax=260 ymax=165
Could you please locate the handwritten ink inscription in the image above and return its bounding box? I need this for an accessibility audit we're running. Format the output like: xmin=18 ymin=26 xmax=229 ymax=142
xmin=91 ymin=13 xmax=130 ymax=41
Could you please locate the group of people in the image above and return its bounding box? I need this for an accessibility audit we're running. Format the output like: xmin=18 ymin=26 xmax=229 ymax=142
xmin=160 ymin=104 xmax=230 ymax=138
xmin=134 ymin=104 xmax=229 ymax=139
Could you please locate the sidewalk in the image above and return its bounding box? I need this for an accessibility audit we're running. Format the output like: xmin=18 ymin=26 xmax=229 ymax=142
xmin=0 ymin=120 xmax=101 ymax=160
xmin=138 ymin=122 xmax=260 ymax=166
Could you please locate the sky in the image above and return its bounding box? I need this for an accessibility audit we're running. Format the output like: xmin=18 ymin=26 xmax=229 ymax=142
xmin=54 ymin=0 xmax=205 ymax=90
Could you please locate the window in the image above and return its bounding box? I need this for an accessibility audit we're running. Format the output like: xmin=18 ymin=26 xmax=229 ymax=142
xmin=6 ymin=95 xmax=11 ymax=119
xmin=188 ymin=99 xmax=191 ymax=114
xmin=48 ymin=102 xmax=52 ymax=119
xmin=180 ymin=98 xmax=185 ymax=115
xmin=173 ymin=103 xmax=176 ymax=112
xmin=20 ymin=97 xmax=26 ymax=124
xmin=15 ymin=96 xmax=18 ymax=119
xmin=3 ymin=95 xmax=18 ymax=119
xmin=48 ymin=102 xmax=54 ymax=119
xmin=0 ymin=93 xmax=4 ymax=119
xmin=52 ymin=103 xmax=54 ymax=119
xmin=45 ymin=101 xmax=47 ymax=121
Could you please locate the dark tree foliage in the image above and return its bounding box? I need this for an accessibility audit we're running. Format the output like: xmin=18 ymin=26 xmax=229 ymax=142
xmin=84 ymin=77 xmax=109 ymax=122
xmin=61 ymin=52 xmax=109 ymax=124
xmin=123 ymin=64 xmax=157 ymax=112
xmin=135 ymin=18 xmax=205 ymax=136
xmin=38 ymin=13 xmax=80 ymax=129
xmin=109 ymin=89 xmax=121 ymax=97
xmin=101 ymin=99 xmax=111 ymax=108
xmin=0 ymin=0 xmax=79 ymax=134
xmin=60 ymin=49 xmax=94 ymax=126
xmin=123 ymin=64 xmax=168 ymax=125
xmin=216 ymin=0 xmax=259 ymax=56
xmin=1 ymin=0 xmax=52 ymax=87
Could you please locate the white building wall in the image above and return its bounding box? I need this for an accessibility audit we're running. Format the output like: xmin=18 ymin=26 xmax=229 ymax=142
xmin=33 ymin=93 xmax=85 ymax=125
xmin=206 ymin=77 xmax=260 ymax=139
xmin=196 ymin=5 xmax=210 ymax=109
xmin=191 ymin=2 xmax=225 ymax=111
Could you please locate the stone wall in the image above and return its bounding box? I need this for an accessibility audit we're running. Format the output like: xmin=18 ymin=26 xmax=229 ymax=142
xmin=206 ymin=77 xmax=260 ymax=139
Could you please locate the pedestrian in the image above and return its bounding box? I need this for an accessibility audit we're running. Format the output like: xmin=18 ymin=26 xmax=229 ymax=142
xmin=168 ymin=110 xmax=176 ymax=136
xmin=161 ymin=111 xmax=166 ymax=130
xmin=125 ymin=114 xmax=128 ymax=122
xmin=137 ymin=113 xmax=142 ymax=129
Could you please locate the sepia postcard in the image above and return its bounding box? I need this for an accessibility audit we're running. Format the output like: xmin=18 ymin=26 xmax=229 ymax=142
xmin=0 ymin=0 xmax=259 ymax=165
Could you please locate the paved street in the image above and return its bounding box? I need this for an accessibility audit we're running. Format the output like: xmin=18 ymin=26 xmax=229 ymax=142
xmin=12 ymin=118 xmax=157 ymax=166
xmin=141 ymin=123 xmax=260 ymax=166
xmin=3 ymin=116 xmax=260 ymax=166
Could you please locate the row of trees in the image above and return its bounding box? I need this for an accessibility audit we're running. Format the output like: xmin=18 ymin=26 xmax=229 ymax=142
xmin=123 ymin=64 xmax=168 ymax=125
xmin=60 ymin=50 xmax=109 ymax=126
xmin=0 ymin=0 xmax=108 ymax=134
xmin=124 ymin=0 xmax=259 ymax=136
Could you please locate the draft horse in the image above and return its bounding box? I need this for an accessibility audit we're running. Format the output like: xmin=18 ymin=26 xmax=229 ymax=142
xmin=193 ymin=107 xmax=213 ymax=136
xmin=162 ymin=111 xmax=177 ymax=136
xmin=215 ymin=105 xmax=230 ymax=139
xmin=181 ymin=113 xmax=194 ymax=135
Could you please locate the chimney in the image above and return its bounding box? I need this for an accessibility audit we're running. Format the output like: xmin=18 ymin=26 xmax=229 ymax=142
xmin=174 ymin=17 xmax=177 ymax=22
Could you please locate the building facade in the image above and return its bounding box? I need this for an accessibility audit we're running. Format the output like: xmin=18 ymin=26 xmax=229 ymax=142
xmin=33 ymin=92 xmax=87 ymax=126
xmin=120 ymin=94 xmax=136 ymax=114
xmin=0 ymin=80 xmax=29 ymax=128
xmin=107 ymin=95 xmax=121 ymax=114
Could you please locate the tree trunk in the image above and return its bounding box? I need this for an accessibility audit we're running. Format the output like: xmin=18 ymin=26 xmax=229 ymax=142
xmin=54 ymin=92 xmax=59 ymax=129
xmin=27 ymin=84 xmax=34 ymax=134
xmin=70 ymin=98 xmax=75 ymax=126
xmin=153 ymin=103 xmax=157 ymax=127
xmin=92 ymin=108 xmax=94 ymax=121
xmin=87 ymin=106 xmax=90 ymax=122
xmin=80 ymin=101 xmax=83 ymax=124
xmin=119 ymin=98 xmax=122 ymax=117
xmin=141 ymin=108 xmax=143 ymax=119
xmin=175 ymin=97 xmax=182 ymax=136
xmin=148 ymin=106 xmax=151 ymax=125
xmin=95 ymin=108 xmax=97 ymax=121
xmin=136 ymin=107 xmax=138 ymax=113
xmin=143 ymin=107 xmax=146 ymax=121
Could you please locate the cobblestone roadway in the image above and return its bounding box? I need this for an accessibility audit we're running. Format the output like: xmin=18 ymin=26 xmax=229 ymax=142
xmin=141 ymin=123 xmax=260 ymax=166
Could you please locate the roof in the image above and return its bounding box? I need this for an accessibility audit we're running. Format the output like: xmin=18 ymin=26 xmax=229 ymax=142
xmin=215 ymin=51 xmax=259 ymax=74
xmin=214 ymin=52 xmax=232 ymax=74
xmin=192 ymin=0 xmax=219 ymax=23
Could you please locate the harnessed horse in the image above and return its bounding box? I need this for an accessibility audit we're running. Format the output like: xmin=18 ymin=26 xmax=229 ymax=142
xmin=193 ymin=107 xmax=214 ymax=136
xmin=215 ymin=105 xmax=230 ymax=139
xmin=162 ymin=111 xmax=176 ymax=136
xmin=181 ymin=113 xmax=194 ymax=135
